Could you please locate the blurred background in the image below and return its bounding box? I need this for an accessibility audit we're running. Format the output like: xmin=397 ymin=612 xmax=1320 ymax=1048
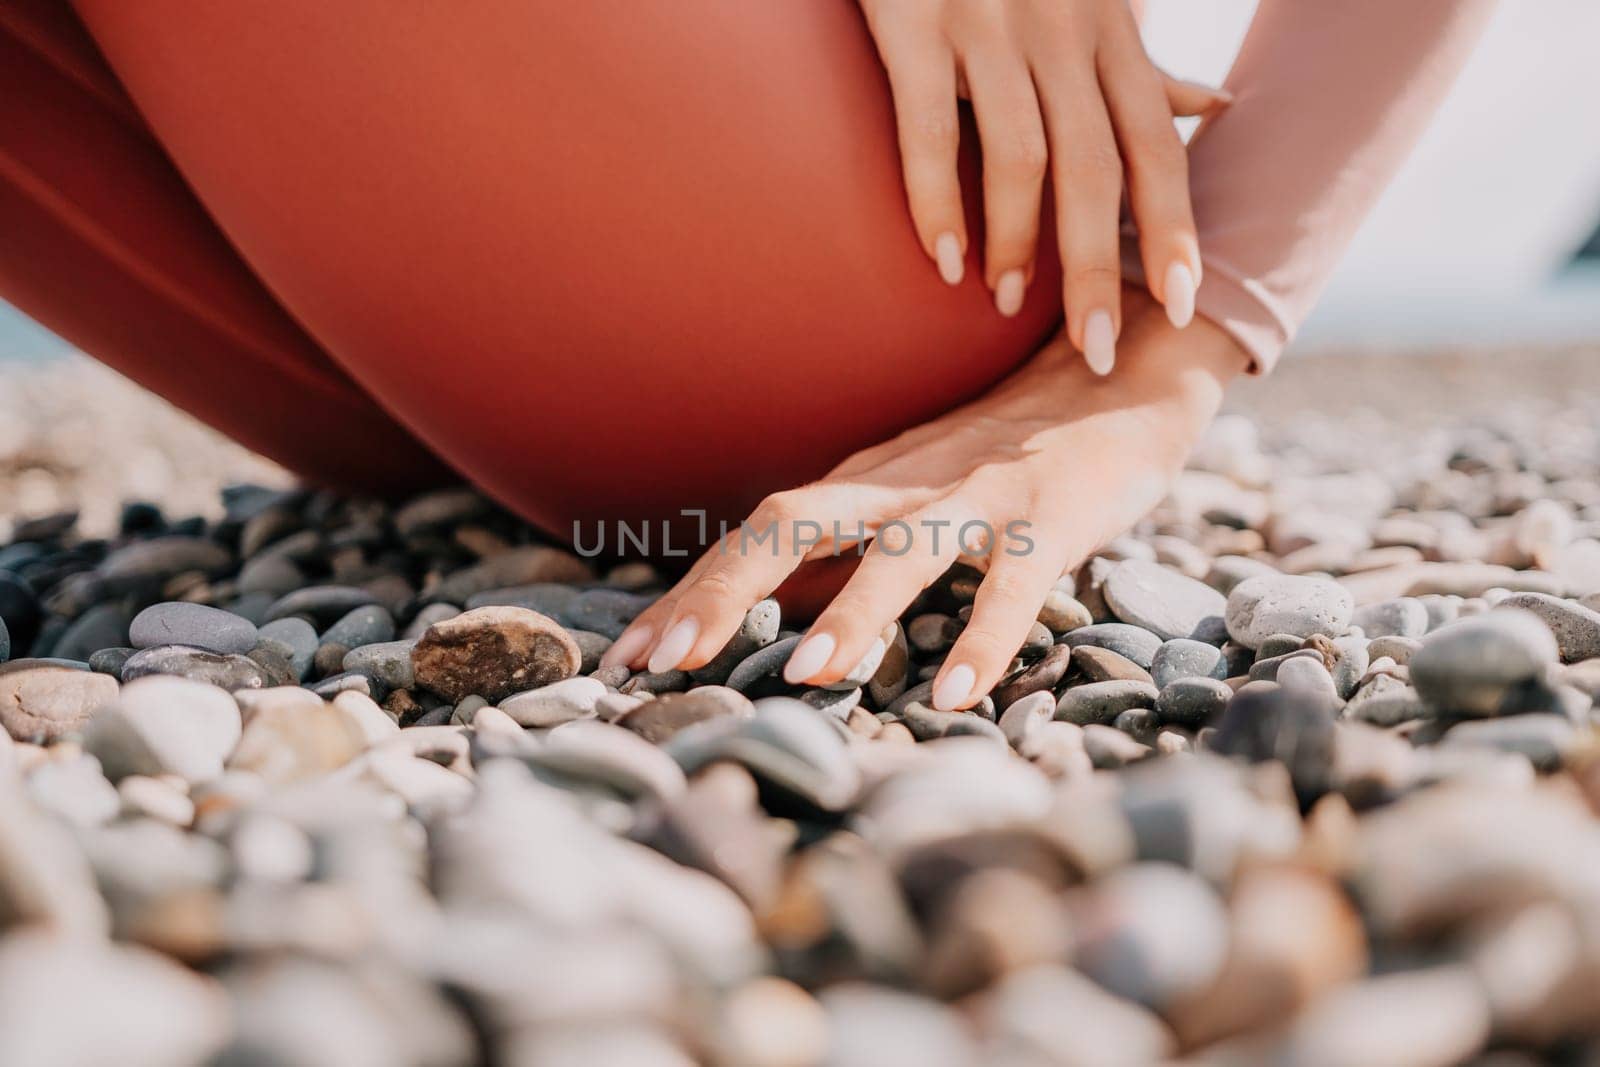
xmin=1146 ymin=0 xmax=1600 ymax=350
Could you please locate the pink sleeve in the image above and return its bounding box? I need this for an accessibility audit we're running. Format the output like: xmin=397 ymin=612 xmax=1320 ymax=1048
xmin=1129 ymin=0 xmax=1499 ymax=373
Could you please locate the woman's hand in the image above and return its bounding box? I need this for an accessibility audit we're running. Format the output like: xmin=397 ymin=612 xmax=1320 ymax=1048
xmin=604 ymin=289 xmax=1251 ymax=710
xmin=858 ymin=0 xmax=1228 ymax=374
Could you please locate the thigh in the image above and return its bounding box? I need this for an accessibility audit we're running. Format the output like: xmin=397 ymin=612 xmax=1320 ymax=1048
xmin=73 ymin=0 xmax=1062 ymax=538
xmin=0 ymin=0 xmax=451 ymax=493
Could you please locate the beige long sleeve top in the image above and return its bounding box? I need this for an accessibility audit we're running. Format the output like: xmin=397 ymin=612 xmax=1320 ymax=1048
xmin=1129 ymin=0 xmax=1500 ymax=371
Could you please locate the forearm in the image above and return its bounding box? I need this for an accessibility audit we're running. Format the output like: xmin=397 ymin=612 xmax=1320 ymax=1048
xmin=1129 ymin=0 xmax=1498 ymax=372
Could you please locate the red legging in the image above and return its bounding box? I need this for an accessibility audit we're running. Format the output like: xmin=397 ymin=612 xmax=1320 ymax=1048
xmin=1 ymin=0 xmax=1062 ymax=541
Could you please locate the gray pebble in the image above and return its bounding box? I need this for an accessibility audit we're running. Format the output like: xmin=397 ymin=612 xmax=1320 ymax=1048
xmin=499 ymin=676 xmax=607 ymax=727
xmin=121 ymin=646 xmax=269 ymax=691
xmin=1062 ymin=624 xmax=1163 ymax=670
xmin=1224 ymin=574 xmax=1354 ymax=650
xmin=254 ymin=617 xmax=318 ymax=681
xmin=341 ymin=639 xmax=417 ymax=690
xmin=1055 ymin=680 xmax=1160 ymax=726
xmin=320 ymin=604 xmax=395 ymax=649
xmin=131 ymin=602 xmax=258 ymax=655
xmin=1411 ymin=609 xmax=1559 ymax=716
xmin=1352 ymin=598 xmax=1429 ymax=639
xmin=1496 ymin=592 xmax=1600 ymax=663
xmin=1149 ymin=639 xmax=1228 ymax=689
xmin=1103 ymin=559 xmax=1228 ymax=642
xmin=1156 ymin=677 xmax=1232 ymax=726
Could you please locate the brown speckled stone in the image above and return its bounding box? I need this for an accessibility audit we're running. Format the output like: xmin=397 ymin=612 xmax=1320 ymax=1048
xmin=410 ymin=606 xmax=580 ymax=703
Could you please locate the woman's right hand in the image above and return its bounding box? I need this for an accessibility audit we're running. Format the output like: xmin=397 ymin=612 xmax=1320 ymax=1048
xmin=857 ymin=0 xmax=1229 ymax=374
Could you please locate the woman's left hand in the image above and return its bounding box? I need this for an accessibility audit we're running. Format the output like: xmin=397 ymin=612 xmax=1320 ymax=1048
xmin=857 ymin=0 xmax=1230 ymax=373
xmin=604 ymin=289 xmax=1250 ymax=710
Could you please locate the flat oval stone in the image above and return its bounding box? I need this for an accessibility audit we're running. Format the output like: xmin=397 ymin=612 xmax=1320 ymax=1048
xmin=262 ymin=586 xmax=380 ymax=627
xmin=618 ymin=686 xmax=754 ymax=743
xmin=1070 ymin=645 xmax=1153 ymax=685
xmin=499 ymin=676 xmax=607 ymax=727
xmin=96 ymin=536 xmax=231 ymax=587
xmin=1496 ymin=592 xmax=1600 ymax=663
xmin=726 ymin=635 xmax=802 ymax=694
xmin=121 ymin=646 xmax=269 ymax=691
xmin=712 ymin=697 xmax=859 ymax=812
xmin=1224 ymin=575 xmax=1355 ymax=650
xmin=88 ymin=647 xmax=136 ymax=677
xmin=1411 ymin=609 xmax=1559 ymax=716
xmin=340 ymin=639 xmax=417 ymax=690
xmin=84 ymin=675 xmax=241 ymax=782
xmin=130 ymin=603 xmax=259 ymax=655
xmin=1062 ymin=625 xmax=1163 ymax=670
xmin=993 ymin=643 xmax=1072 ymax=710
xmin=0 ymin=660 xmax=119 ymax=741
xmin=1055 ymin=680 xmax=1160 ymax=726
xmin=432 ymin=546 xmax=593 ymax=604
xmin=320 ymin=604 xmax=395 ymax=649
xmin=561 ymin=589 xmax=655 ymax=639
xmin=254 ymin=617 xmax=318 ymax=681
xmin=866 ymin=623 xmax=910 ymax=707
xmin=691 ymin=599 xmax=781 ymax=686
xmin=901 ymin=701 xmax=1006 ymax=743
xmin=531 ymin=719 xmax=686 ymax=801
xmin=1104 ymin=560 xmax=1228 ymax=643
xmin=411 ymin=606 xmax=580 ymax=703
xmin=1155 ymin=677 xmax=1232 ymax=727
xmin=1150 ymin=639 xmax=1228 ymax=689
xmin=51 ymin=604 xmax=131 ymax=662
xmin=1351 ymin=598 xmax=1429 ymax=640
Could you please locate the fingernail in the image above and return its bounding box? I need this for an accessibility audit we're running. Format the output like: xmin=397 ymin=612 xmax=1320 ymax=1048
xmin=994 ymin=269 xmax=1026 ymax=317
xmin=783 ymin=632 xmax=836 ymax=684
xmin=932 ymin=663 xmax=976 ymax=711
xmin=1084 ymin=310 xmax=1116 ymax=376
xmin=934 ymin=232 xmax=964 ymax=286
xmin=1163 ymin=262 xmax=1196 ymax=329
xmin=648 ymin=617 xmax=700 ymax=674
xmin=601 ymin=624 xmax=653 ymax=669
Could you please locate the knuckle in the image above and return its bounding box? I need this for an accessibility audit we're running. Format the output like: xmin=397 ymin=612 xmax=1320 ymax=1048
xmin=690 ymin=568 xmax=740 ymax=603
xmin=1067 ymin=264 xmax=1122 ymax=288
xmin=1061 ymin=142 xmax=1124 ymax=186
xmin=993 ymin=130 xmax=1049 ymax=180
xmin=753 ymin=491 xmax=798 ymax=528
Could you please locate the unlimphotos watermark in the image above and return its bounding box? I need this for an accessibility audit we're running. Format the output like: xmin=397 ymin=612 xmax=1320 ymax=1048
xmin=573 ymin=509 xmax=1034 ymax=558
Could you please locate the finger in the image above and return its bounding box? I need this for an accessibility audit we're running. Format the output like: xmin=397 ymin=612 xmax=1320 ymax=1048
xmin=961 ymin=45 xmax=1048 ymax=317
xmin=644 ymin=485 xmax=902 ymax=673
xmin=1161 ymin=72 xmax=1233 ymax=117
xmin=784 ymin=495 xmax=975 ymax=686
xmin=600 ymin=548 xmax=721 ymax=670
xmin=1101 ymin=18 xmax=1202 ymax=330
xmin=876 ymin=29 xmax=968 ymax=285
xmin=1035 ymin=58 xmax=1123 ymax=376
xmin=934 ymin=534 xmax=1067 ymax=709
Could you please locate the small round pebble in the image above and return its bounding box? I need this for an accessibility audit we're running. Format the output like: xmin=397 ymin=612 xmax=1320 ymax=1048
xmin=130 ymin=602 xmax=259 ymax=655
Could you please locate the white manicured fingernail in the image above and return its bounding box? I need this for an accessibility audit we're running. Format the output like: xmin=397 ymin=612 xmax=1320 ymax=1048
xmin=1164 ymin=262 xmax=1196 ymax=329
xmin=1084 ymin=310 xmax=1116 ymax=376
xmin=648 ymin=617 xmax=699 ymax=674
xmin=994 ymin=269 xmax=1026 ymax=317
xmin=783 ymin=632 xmax=836 ymax=684
xmin=935 ymin=232 xmax=964 ymax=286
xmin=601 ymin=625 xmax=653 ymax=669
xmin=932 ymin=663 xmax=976 ymax=711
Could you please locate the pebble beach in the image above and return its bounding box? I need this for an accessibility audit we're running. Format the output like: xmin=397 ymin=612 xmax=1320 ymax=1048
xmin=5 ymin=349 xmax=1600 ymax=1065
